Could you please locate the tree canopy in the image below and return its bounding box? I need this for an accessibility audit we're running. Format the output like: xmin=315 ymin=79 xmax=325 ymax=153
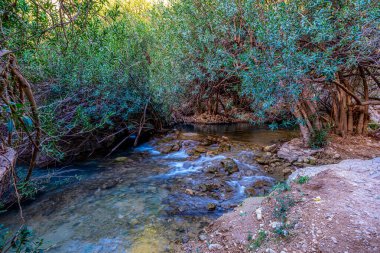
xmin=1 ymin=0 xmax=379 ymax=165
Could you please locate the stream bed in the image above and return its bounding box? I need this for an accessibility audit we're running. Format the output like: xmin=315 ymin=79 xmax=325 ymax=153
xmin=1 ymin=124 xmax=297 ymax=252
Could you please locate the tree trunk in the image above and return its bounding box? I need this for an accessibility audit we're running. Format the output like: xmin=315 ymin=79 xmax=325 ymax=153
xmin=359 ymin=66 xmax=369 ymax=135
xmin=293 ymin=104 xmax=311 ymax=146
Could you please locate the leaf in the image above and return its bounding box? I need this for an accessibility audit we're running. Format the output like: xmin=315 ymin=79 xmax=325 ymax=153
xmin=7 ymin=120 xmax=15 ymax=133
xmin=22 ymin=116 xmax=34 ymax=130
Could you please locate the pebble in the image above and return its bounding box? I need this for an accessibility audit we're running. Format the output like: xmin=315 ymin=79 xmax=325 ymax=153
xmin=266 ymin=249 xmax=277 ymax=253
xmin=208 ymin=244 xmax=223 ymax=250
xmin=256 ymin=207 xmax=263 ymax=220
xmin=331 ymin=236 xmax=338 ymax=244
xmin=198 ymin=234 xmax=207 ymax=241
xmin=271 ymin=221 xmax=283 ymax=229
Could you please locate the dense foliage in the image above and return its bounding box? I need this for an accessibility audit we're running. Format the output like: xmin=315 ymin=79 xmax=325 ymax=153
xmin=1 ymin=0 xmax=379 ymax=164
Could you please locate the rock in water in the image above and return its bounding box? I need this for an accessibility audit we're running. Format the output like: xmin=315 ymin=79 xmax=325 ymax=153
xmin=220 ymin=158 xmax=239 ymax=175
xmin=207 ymin=203 xmax=217 ymax=211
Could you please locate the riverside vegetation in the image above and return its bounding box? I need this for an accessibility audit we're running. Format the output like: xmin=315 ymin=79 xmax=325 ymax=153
xmin=0 ymin=0 xmax=379 ymax=252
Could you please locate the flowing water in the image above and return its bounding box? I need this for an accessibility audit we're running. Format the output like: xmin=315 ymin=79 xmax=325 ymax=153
xmin=1 ymin=125 xmax=297 ymax=252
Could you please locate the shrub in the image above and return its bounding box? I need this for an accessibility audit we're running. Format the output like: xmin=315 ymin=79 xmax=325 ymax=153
xmin=273 ymin=195 xmax=296 ymax=222
xmin=296 ymin=176 xmax=310 ymax=185
xmin=271 ymin=182 xmax=291 ymax=194
xmin=309 ymin=128 xmax=329 ymax=149
xmin=248 ymin=230 xmax=267 ymax=250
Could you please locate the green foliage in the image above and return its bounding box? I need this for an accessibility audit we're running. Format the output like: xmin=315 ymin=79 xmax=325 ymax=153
xmin=271 ymin=182 xmax=291 ymax=194
xmin=248 ymin=229 xmax=267 ymax=250
xmin=2 ymin=0 xmax=379 ymax=161
xmin=309 ymin=128 xmax=329 ymax=149
xmin=16 ymin=181 xmax=38 ymax=199
xmin=368 ymin=122 xmax=380 ymax=131
xmin=0 ymin=225 xmax=44 ymax=253
xmin=273 ymin=222 xmax=294 ymax=238
xmin=296 ymin=176 xmax=310 ymax=185
xmin=273 ymin=195 xmax=296 ymax=222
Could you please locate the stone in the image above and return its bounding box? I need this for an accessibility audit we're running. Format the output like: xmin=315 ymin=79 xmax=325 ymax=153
xmin=278 ymin=138 xmax=321 ymax=162
xmin=129 ymin=218 xmax=139 ymax=226
xmin=293 ymin=162 xmax=304 ymax=167
xmin=221 ymin=136 xmax=229 ymax=141
xmin=185 ymin=189 xmax=195 ymax=195
xmin=207 ymin=203 xmax=217 ymax=211
xmin=208 ymin=244 xmax=223 ymax=250
xmin=199 ymin=182 xmax=220 ymax=192
xmin=195 ymin=146 xmax=207 ymax=153
xmin=218 ymin=143 xmax=231 ymax=152
xmin=198 ymin=233 xmax=207 ymax=241
xmin=256 ymin=157 xmax=270 ymax=165
xmin=114 ymin=156 xmax=129 ymax=162
xmin=158 ymin=145 xmax=174 ymax=154
xmin=182 ymin=235 xmax=190 ymax=243
xmin=254 ymin=180 xmax=271 ymax=188
xmin=271 ymin=221 xmax=283 ymax=229
xmin=244 ymin=187 xmax=257 ymax=196
xmin=178 ymin=132 xmax=203 ymax=141
xmin=266 ymin=248 xmax=277 ymax=253
xmin=263 ymin=144 xmax=277 ymax=152
xmin=255 ymin=207 xmax=262 ymax=220
xmin=309 ymin=157 xmax=317 ymax=165
xmin=333 ymin=153 xmax=341 ymax=159
xmin=221 ymin=158 xmax=239 ymax=175
xmin=331 ymin=237 xmax=337 ymax=244
xmin=206 ymin=165 xmax=220 ymax=174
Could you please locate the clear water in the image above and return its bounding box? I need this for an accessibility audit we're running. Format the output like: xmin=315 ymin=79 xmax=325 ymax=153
xmin=1 ymin=125 xmax=295 ymax=252
xmin=176 ymin=123 xmax=299 ymax=145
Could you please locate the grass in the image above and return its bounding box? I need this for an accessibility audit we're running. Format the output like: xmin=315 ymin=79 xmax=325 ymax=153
xmin=296 ymin=175 xmax=310 ymax=184
xmin=248 ymin=230 xmax=267 ymax=250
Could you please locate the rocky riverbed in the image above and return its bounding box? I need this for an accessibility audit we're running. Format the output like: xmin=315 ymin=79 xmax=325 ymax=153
xmin=0 ymin=126 xmax=299 ymax=252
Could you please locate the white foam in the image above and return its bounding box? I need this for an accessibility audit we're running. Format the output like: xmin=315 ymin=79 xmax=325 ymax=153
xmin=163 ymin=150 xmax=189 ymax=159
xmin=134 ymin=144 xmax=160 ymax=155
xmin=165 ymin=154 xmax=226 ymax=176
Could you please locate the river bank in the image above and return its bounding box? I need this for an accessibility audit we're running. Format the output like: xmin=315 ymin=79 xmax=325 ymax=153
xmin=180 ymin=136 xmax=380 ymax=253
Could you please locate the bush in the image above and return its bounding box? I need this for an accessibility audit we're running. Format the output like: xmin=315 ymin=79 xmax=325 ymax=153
xmin=273 ymin=195 xmax=296 ymax=222
xmin=248 ymin=230 xmax=267 ymax=250
xmin=296 ymin=176 xmax=310 ymax=185
xmin=309 ymin=128 xmax=329 ymax=149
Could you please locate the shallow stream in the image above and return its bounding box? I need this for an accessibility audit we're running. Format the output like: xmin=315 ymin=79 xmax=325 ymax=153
xmin=1 ymin=124 xmax=297 ymax=252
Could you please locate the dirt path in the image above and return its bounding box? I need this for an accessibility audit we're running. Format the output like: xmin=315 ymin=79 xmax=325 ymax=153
xmin=181 ymin=158 xmax=380 ymax=253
